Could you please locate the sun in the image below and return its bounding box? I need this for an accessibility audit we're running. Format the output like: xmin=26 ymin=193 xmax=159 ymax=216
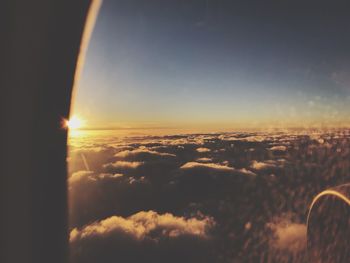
xmin=64 ymin=116 xmax=84 ymax=130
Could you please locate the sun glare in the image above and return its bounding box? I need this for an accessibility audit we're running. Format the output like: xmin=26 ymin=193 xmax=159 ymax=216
xmin=65 ymin=116 xmax=84 ymax=130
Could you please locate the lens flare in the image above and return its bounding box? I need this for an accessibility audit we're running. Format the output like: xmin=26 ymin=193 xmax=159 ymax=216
xmin=65 ymin=116 xmax=84 ymax=130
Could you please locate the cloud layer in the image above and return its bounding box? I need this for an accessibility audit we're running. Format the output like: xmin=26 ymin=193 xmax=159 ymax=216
xmin=68 ymin=129 xmax=350 ymax=263
xmin=70 ymin=210 xmax=213 ymax=242
xmin=70 ymin=211 xmax=215 ymax=263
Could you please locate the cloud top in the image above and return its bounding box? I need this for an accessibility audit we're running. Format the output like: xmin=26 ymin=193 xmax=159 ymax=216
xmin=103 ymin=161 xmax=144 ymax=169
xmin=180 ymin=162 xmax=235 ymax=172
xmin=115 ymin=148 xmax=176 ymax=158
xmin=69 ymin=170 xmax=94 ymax=184
xmin=196 ymin=147 xmax=211 ymax=153
xmin=70 ymin=210 xmax=214 ymax=242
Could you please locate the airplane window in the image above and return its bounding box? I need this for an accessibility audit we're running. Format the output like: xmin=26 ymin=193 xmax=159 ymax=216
xmin=67 ymin=1 xmax=350 ymax=262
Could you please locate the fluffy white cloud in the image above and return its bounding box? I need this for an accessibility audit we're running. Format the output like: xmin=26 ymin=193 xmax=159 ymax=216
xmin=69 ymin=171 xmax=125 ymax=185
xmin=103 ymin=161 xmax=144 ymax=169
xmin=69 ymin=170 xmax=94 ymax=184
xmin=180 ymin=162 xmax=235 ymax=172
xmin=70 ymin=210 xmax=214 ymax=242
xmin=97 ymin=173 xmax=124 ymax=179
xmin=269 ymin=145 xmax=287 ymax=152
xmin=115 ymin=148 xmax=176 ymax=158
xmin=268 ymin=220 xmax=306 ymax=253
xmin=237 ymin=168 xmax=257 ymax=177
xmin=196 ymin=147 xmax=211 ymax=153
xmin=250 ymin=160 xmax=277 ymax=170
xmin=243 ymin=135 xmax=266 ymax=142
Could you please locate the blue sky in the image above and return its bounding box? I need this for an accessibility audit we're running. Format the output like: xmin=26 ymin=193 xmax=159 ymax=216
xmin=73 ymin=0 xmax=350 ymax=130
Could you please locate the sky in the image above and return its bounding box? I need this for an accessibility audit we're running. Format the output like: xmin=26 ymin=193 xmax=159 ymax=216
xmin=72 ymin=0 xmax=350 ymax=130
